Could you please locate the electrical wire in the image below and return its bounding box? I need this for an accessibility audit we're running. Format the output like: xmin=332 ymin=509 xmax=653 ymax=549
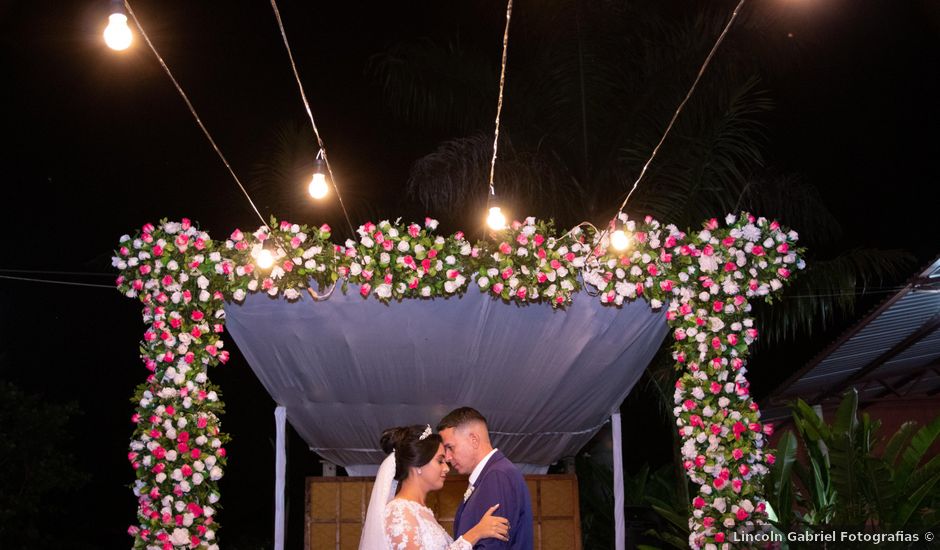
xmin=123 ymin=1 xmax=271 ymax=231
xmin=0 ymin=274 xmax=115 ymax=289
xmin=268 ymin=0 xmax=356 ymax=236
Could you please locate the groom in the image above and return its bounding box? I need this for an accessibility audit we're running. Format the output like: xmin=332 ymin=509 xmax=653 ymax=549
xmin=438 ymin=407 xmax=533 ymax=550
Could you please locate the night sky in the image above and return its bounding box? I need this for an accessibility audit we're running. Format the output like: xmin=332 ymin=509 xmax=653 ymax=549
xmin=1 ymin=0 xmax=938 ymax=548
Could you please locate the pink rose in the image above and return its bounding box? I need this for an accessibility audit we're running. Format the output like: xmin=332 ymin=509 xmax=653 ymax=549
xmin=408 ymin=224 xmax=420 ymax=237
xmin=736 ymin=508 xmax=749 ymax=521
xmin=499 ymin=242 xmax=512 ymax=255
xmin=534 ymin=234 xmax=544 ymax=246
xmin=516 ymin=288 xmax=527 ymax=299
xmin=492 ymin=283 xmax=504 ymax=294
xmin=693 ymin=497 xmax=705 ymax=509
xmin=360 ymin=283 xmax=371 ymax=296
xmin=732 ymin=448 xmax=744 ymax=460
xmin=516 ymin=233 xmax=528 ymax=245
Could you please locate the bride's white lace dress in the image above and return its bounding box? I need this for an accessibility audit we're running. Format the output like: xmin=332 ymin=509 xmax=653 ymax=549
xmin=383 ymin=498 xmax=471 ymax=550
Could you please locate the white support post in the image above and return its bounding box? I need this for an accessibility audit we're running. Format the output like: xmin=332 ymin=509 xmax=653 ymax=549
xmin=275 ymin=406 xmax=287 ymax=550
xmin=612 ymin=412 xmax=625 ymax=550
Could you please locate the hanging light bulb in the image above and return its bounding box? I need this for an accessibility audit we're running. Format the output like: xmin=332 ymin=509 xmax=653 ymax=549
xmin=308 ymin=156 xmax=328 ymax=199
xmin=611 ymin=228 xmax=631 ymax=251
xmin=255 ymin=238 xmax=276 ymax=269
xmin=487 ymin=206 xmax=506 ymax=231
xmin=104 ymin=12 xmax=133 ymax=51
xmin=256 ymin=248 xmax=274 ymax=269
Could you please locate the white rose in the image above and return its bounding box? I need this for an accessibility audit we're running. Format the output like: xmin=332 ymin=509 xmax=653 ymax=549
xmin=360 ymin=236 xmax=374 ymax=248
xmin=209 ymin=467 xmax=223 ymax=481
xmin=421 ymin=286 xmax=431 ymax=297
xmin=170 ymin=528 xmax=190 ymax=546
xmin=156 ymin=472 xmax=167 ymax=483
xmin=516 ymin=247 xmax=528 ymax=257
xmin=199 ymin=290 xmax=210 ymax=302
xmin=284 ymin=288 xmax=300 ymax=301
xmin=477 ymin=277 xmax=490 ymax=289
xmin=192 ymin=472 xmax=204 ymax=485
xmin=247 ymin=279 xmax=258 ymax=291
xmin=397 ymin=241 xmax=410 ymax=252
xmin=380 ymin=252 xmax=390 ymax=265
xmin=376 ymin=284 xmax=392 ymax=299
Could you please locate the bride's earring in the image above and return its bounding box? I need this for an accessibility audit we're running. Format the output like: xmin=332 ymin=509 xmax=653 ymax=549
xmin=417 ymin=468 xmax=423 ymax=475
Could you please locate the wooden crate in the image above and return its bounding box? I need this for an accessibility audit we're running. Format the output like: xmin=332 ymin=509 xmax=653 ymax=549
xmin=306 ymin=474 xmax=581 ymax=550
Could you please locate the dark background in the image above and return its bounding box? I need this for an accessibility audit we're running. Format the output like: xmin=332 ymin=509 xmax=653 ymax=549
xmin=1 ymin=0 xmax=938 ymax=548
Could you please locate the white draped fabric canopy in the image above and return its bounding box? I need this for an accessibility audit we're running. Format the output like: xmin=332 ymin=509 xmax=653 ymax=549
xmin=225 ymin=283 xmax=669 ymax=472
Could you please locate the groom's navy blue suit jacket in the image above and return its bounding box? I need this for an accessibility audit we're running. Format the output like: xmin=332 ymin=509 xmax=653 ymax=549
xmin=453 ymin=450 xmax=533 ymax=550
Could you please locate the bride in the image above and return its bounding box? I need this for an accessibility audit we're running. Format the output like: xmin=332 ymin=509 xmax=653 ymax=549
xmin=359 ymin=424 xmax=509 ymax=549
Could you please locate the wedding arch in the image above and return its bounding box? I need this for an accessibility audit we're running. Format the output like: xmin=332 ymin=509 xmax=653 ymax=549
xmin=114 ymin=211 xmax=803 ymax=549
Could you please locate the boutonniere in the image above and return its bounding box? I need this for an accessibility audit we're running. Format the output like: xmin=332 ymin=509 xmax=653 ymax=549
xmin=463 ymin=485 xmax=475 ymax=502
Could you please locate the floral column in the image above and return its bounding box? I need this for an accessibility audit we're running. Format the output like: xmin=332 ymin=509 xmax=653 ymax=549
xmin=587 ymin=213 xmax=804 ymax=549
xmin=115 ymin=220 xmax=231 ymax=549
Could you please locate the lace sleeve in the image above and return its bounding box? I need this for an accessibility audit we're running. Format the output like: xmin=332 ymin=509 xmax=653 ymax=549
xmin=450 ymin=536 xmax=473 ymax=550
xmin=384 ymin=500 xmax=422 ymax=550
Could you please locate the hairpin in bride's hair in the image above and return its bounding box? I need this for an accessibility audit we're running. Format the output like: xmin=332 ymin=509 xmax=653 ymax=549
xmin=419 ymin=424 xmax=432 ymax=440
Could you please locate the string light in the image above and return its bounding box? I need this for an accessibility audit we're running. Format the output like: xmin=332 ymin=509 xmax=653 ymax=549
xmin=611 ymin=228 xmax=631 ymax=251
xmin=255 ymin=238 xmax=277 ymax=269
xmin=483 ymin=0 xmax=514 ymax=236
xmin=308 ymin=152 xmax=328 ymax=200
xmin=268 ymin=0 xmax=354 ymax=234
xmin=487 ymin=205 xmax=507 ymax=231
xmin=586 ymin=0 xmax=748 ymax=261
xmin=104 ymin=1 xmax=133 ymax=51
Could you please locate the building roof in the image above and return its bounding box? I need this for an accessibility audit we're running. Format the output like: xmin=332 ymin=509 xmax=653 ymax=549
xmin=763 ymin=255 xmax=940 ymax=421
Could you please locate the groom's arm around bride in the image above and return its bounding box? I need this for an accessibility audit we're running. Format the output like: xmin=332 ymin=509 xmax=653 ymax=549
xmin=438 ymin=408 xmax=534 ymax=550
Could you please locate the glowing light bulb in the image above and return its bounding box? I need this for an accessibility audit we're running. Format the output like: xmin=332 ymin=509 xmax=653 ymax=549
xmin=256 ymin=249 xmax=274 ymax=269
xmin=308 ymin=172 xmax=328 ymax=199
xmin=487 ymin=206 xmax=506 ymax=230
xmin=611 ymin=229 xmax=631 ymax=251
xmin=104 ymin=13 xmax=133 ymax=51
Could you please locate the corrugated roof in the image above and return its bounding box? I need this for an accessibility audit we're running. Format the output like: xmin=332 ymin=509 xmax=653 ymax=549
xmin=764 ymin=255 xmax=940 ymax=419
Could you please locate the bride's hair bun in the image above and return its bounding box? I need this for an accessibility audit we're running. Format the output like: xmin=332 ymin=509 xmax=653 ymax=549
xmin=379 ymin=425 xmax=443 ymax=481
xmin=380 ymin=426 xmax=411 ymax=455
